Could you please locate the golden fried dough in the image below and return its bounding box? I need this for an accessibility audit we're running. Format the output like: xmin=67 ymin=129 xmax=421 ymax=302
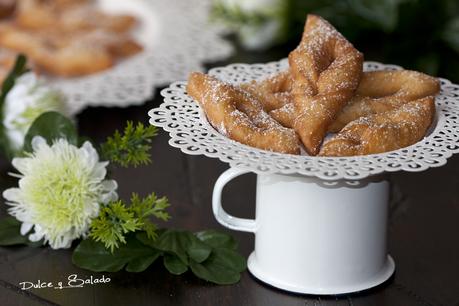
xmin=329 ymin=70 xmax=440 ymax=132
xmin=0 ymin=0 xmax=142 ymax=77
xmin=16 ymin=0 xmax=136 ymax=33
xmin=263 ymin=69 xmax=440 ymax=133
xmin=319 ymin=96 xmax=436 ymax=156
xmin=240 ymin=71 xmax=292 ymax=112
xmin=288 ymin=14 xmax=363 ymax=155
xmin=187 ymin=72 xmax=300 ymax=155
xmin=188 ymin=14 xmax=439 ymax=157
xmin=0 ymin=24 xmax=141 ymax=76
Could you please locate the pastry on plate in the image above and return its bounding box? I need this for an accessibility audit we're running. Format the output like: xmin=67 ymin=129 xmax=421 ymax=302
xmin=319 ymin=96 xmax=436 ymax=156
xmin=264 ymin=69 xmax=440 ymax=133
xmin=0 ymin=0 xmax=142 ymax=77
xmin=329 ymin=70 xmax=440 ymax=132
xmin=288 ymin=14 xmax=363 ymax=155
xmin=187 ymin=14 xmax=439 ymax=157
xmin=187 ymin=72 xmax=300 ymax=155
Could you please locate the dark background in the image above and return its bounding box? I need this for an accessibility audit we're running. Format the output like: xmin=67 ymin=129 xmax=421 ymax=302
xmin=242 ymin=0 xmax=459 ymax=82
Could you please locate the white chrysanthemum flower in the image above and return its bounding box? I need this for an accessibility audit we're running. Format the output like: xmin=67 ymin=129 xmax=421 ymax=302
xmin=214 ymin=0 xmax=286 ymax=50
xmin=3 ymin=136 xmax=118 ymax=249
xmin=3 ymin=73 xmax=69 ymax=151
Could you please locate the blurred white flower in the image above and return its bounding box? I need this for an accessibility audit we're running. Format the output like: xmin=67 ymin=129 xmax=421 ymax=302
xmin=212 ymin=0 xmax=287 ymax=50
xmin=3 ymin=136 xmax=118 ymax=249
xmin=3 ymin=73 xmax=69 ymax=152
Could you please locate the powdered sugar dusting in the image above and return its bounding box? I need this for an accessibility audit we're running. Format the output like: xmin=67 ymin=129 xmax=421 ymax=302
xmin=187 ymin=72 xmax=300 ymax=154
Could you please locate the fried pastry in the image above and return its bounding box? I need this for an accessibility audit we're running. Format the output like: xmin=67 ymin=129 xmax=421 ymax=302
xmin=267 ymin=70 xmax=440 ymax=132
xmin=187 ymin=72 xmax=300 ymax=155
xmin=16 ymin=0 xmax=136 ymax=33
xmin=188 ymin=14 xmax=438 ymax=157
xmin=240 ymin=71 xmax=293 ymax=112
xmin=0 ymin=24 xmax=142 ymax=76
xmin=288 ymin=14 xmax=363 ymax=155
xmin=329 ymin=70 xmax=440 ymax=132
xmin=319 ymin=96 xmax=436 ymax=156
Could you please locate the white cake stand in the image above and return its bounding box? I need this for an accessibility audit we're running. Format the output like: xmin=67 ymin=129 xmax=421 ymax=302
xmin=148 ymin=60 xmax=459 ymax=295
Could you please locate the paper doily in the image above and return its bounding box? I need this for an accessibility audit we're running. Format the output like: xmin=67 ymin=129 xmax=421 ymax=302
xmin=148 ymin=59 xmax=459 ymax=181
xmin=45 ymin=0 xmax=233 ymax=114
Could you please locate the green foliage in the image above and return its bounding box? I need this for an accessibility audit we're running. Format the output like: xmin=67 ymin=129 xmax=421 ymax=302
xmin=72 ymin=233 xmax=161 ymax=272
xmin=101 ymin=121 xmax=158 ymax=168
xmin=22 ymin=111 xmax=78 ymax=152
xmin=88 ymin=192 xmax=170 ymax=252
xmin=72 ymin=229 xmax=246 ymax=285
xmin=0 ymin=54 xmax=28 ymax=158
xmin=0 ymin=217 xmax=42 ymax=247
xmin=212 ymin=0 xmax=271 ymax=27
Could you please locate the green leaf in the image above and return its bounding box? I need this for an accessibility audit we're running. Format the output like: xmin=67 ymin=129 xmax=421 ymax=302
xmin=100 ymin=121 xmax=158 ymax=168
xmin=148 ymin=229 xmax=193 ymax=265
xmin=195 ymin=230 xmax=238 ymax=250
xmin=213 ymin=248 xmax=246 ymax=273
xmin=187 ymin=237 xmax=212 ymax=263
xmin=126 ymin=253 xmax=161 ymax=273
xmin=163 ymin=254 xmax=188 ymax=275
xmin=136 ymin=229 xmax=165 ymax=247
xmin=0 ymin=217 xmax=42 ymax=247
xmin=137 ymin=229 xmax=246 ymax=284
xmin=72 ymin=234 xmax=158 ymax=272
xmin=0 ymin=217 xmax=29 ymax=246
xmin=23 ymin=111 xmax=78 ymax=152
xmin=189 ymin=248 xmax=246 ymax=285
xmin=189 ymin=260 xmax=240 ymax=285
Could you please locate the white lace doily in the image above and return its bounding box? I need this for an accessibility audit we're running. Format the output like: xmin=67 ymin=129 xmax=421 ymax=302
xmin=45 ymin=0 xmax=233 ymax=115
xmin=148 ymin=59 xmax=459 ymax=181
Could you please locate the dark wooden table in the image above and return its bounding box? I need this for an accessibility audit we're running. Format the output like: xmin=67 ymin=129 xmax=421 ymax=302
xmin=0 ymin=48 xmax=458 ymax=306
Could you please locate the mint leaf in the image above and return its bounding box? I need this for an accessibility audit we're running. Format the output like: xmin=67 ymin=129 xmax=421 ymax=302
xmin=163 ymin=254 xmax=188 ymax=275
xmin=23 ymin=111 xmax=78 ymax=152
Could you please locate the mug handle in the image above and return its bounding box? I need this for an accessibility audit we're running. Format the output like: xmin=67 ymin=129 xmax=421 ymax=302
xmin=212 ymin=167 xmax=256 ymax=233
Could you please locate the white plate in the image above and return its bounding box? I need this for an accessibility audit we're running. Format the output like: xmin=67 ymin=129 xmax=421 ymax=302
xmin=149 ymin=59 xmax=459 ymax=181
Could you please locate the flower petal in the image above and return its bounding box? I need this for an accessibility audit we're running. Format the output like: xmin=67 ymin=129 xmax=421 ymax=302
xmin=11 ymin=157 xmax=30 ymax=174
xmin=2 ymin=188 xmax=21 ymax=202
xmin=20 ymin=222 xmax=33 ymax=235
xmin=31 ymin=136 xmax=47 ymax=151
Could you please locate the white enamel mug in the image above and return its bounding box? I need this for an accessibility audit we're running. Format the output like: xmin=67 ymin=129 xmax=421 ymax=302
xmin=212 ymin=167 xmax=395 ymax=295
